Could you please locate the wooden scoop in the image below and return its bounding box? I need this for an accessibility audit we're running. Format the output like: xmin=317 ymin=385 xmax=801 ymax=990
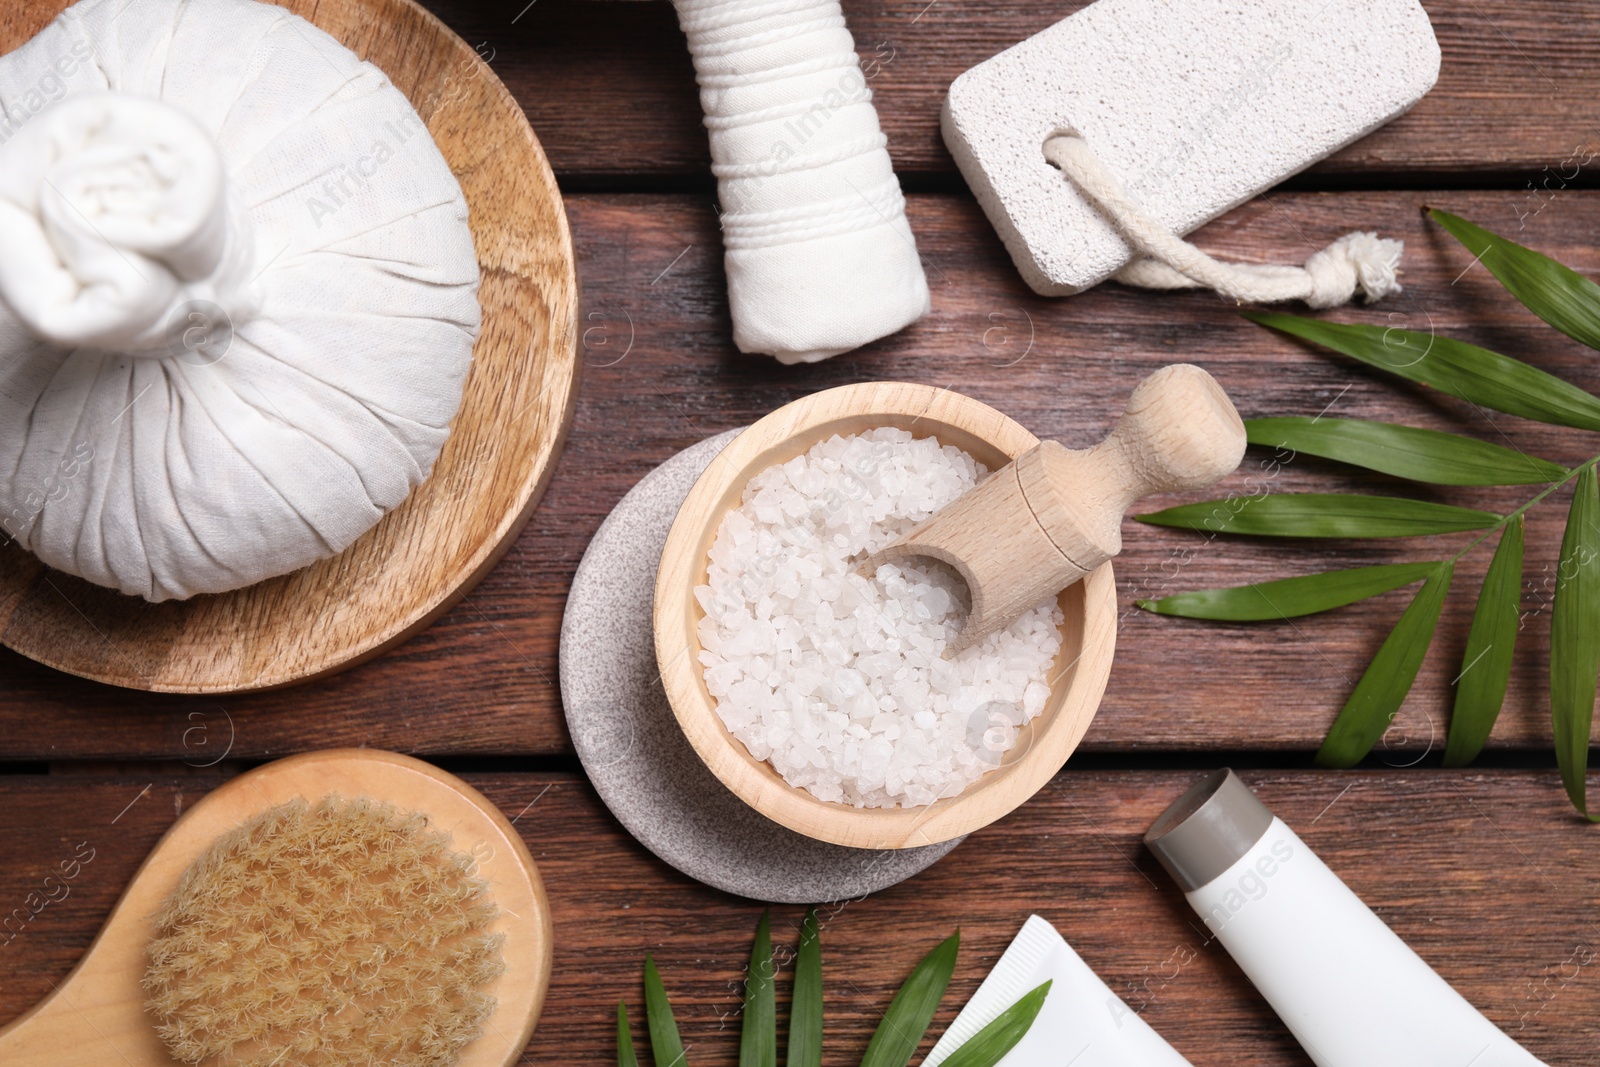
xmin=0 ymin=749 xmax=552 ymax=1067
xmin=861 ymin=364 xmax=1246 ymax=649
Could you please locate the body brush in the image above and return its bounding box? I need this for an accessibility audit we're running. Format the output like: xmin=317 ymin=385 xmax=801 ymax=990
xmin=0 ymin=749 xmax=552 ymax=1067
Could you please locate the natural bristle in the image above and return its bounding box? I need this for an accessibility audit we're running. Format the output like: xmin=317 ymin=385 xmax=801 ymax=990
xmin=144 ymin=796 xmax=506 ymax=1067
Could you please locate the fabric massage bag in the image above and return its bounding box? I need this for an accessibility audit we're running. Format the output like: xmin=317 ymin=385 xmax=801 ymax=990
xmin=0 ymin=0 xmax=480 ymax=601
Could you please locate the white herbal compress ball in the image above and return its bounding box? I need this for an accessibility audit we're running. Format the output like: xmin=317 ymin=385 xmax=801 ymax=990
xmin=0 ymin=0 xmax=480 ymax=601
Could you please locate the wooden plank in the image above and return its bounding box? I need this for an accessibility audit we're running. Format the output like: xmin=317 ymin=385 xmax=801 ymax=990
xmin=0 ymin=769 xmax=1593 ymax=1064
xmin=2 ymin=188 xmax=1600 ymax=760
xmin=422 ymin=0 xmax=1600 ymax=182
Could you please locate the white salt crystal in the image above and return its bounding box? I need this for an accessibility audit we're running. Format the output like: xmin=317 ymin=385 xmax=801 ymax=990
xmin=696 ymin=428 xmax=1065 ymax=809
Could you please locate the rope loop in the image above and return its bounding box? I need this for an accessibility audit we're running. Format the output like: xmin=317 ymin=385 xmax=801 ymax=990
xmin=1043 ymin=135 xmax=1402 ymax=307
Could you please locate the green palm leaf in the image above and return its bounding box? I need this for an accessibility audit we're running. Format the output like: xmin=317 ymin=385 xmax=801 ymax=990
xmin=859 ymin=932 xmax=959 ymax=1067
xmin=787 ymin=910 xmax=822 ymax=1067
xmin=1431 ymin=209 xmax=1600 ymax=352
xmin=1316 ymin=562 xmax=1455 ymax=767
xmin=619 ymin=1002 xmax=640 ymax=1067
xmin=1550 ymin=466 xmax=1600 ymax=820
xmin=1245 ymin=417 xmax=1566 ymax=486
xmin=1445 ymin=518 xmax=1525 ymax=767
xmin=741 ymin=913 xmax=776 ymax=1067
xmin=935 ymin=981 xmax=1053 ymax=1067
xmin=1138 ymin=493 xmax=1500 ymax=539
xmin=1137 ymin=562 xmax=1441 ymax=620
xmin=1245 ymin=311 xmax=1600 ymax=432
xmin=644 ymin=955 xmax=689 ymax=1067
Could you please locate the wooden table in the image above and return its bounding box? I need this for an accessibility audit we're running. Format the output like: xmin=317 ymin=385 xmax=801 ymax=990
xmin=3 ymin=1 xmax=1598 ymax=1063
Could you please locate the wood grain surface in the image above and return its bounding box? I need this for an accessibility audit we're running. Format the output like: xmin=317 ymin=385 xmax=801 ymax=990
xmin=0 ymin=770 xmax=1593 ymax=1065
xmin=2 ymin=189 xmax=1599 ymax=758
xmin=429 ymin=0 xmax=1600 ymax=183
xmin=2 ymin=4 xmax=1598 ymax=1066
xmin=0 ymin=0 xmax=580 ymax=692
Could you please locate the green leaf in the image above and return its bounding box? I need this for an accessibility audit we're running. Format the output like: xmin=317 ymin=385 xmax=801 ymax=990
xmin=1245 ymin=311 xmax=1600 ymax=432
xmin=740 ymin=913 xmax=777 ymax=1067
xmin=644 ymin=955 xmax=689 ymax=1067
xmin=1549 ymin=466 xmax=1600 ymax=819
xmin=859 ymin=931 xmax=959 ymax=1067
xmin=619 ymin=1002 xmax=640 ymax=1067
xmin=1445 ymin=517 xmax=1525 ymax=767
xmin=1245 ymin=417 xmax=1566 ymax=486
xmin=1430 ymin=209 xmax=1600 ymax=353
xmin=936 ymin=981 xmax=1053 ymax=1067
xmin=786 ymin=910 xmax=822 ymax=1067
xmin=1137 ymin=493 xmax=1500 ymax=539
xmin=1137 ymin=562 xmax=1441 ymax=621
xmin=1316 ymin=561 xmax=1455 ymax=767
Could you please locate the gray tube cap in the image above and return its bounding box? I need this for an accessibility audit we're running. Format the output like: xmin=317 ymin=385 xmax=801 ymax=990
xmin=1145 ymin=769 xmax=1275 ymax=892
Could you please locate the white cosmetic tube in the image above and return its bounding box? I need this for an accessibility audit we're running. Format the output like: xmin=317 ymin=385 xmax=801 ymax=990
xmin=1145 ymin=769 xmax=1546 ymax=1067
xmin=923 ymin=914 xmax=1193 ymax=1067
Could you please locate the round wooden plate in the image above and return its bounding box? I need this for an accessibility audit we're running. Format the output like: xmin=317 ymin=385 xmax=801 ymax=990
xmin=0 ymin=0 xmax=579 ymax=692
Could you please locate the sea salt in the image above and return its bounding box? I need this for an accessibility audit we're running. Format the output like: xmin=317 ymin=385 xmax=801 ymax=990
xmin=695 ymin=428 xmax=1065 ymax=809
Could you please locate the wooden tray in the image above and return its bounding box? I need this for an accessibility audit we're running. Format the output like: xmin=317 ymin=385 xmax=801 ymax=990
xmin=0 ymin=0 xmax=579 ymax=693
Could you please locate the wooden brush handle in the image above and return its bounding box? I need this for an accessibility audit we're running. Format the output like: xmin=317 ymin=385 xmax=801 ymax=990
xmin=1022 ymin=364 xmax=1246 ymax=568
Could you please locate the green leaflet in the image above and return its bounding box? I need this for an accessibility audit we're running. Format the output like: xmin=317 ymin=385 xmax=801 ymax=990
xmin=786 ymin=910 xmax=822 ymax=1067
xmin=1244 ymin=311 xmax=1600 ymax=432
xmin=627 ymin=920 xmax=1049 ymax=1067
xmin=1137 ymin=562 xmax=1441 ymax=621
xmin=741 ymin=913 xmax=777 ymax=1067
xmin=1431 ymin=209 xmax=1600 ymax=353
xmin=619 ymin=1002 xmax=640 ymax=1067
xmin=1445 ymin=518 xmax=1525 ymax=767
xmin=1316 ymin=562 xmax=1455 ymax=767
xmin=1245 ymin=417 xmax=1566 ymax=486
xmin=1137 ymin=493 xmax=1500 ymax=539
xmin=1549 ymin=467 xmax=1600 ymax=820
xmin=936 ymin=982 xmax=1053 ymax=1067
xmin=644 ymin=955 xmax=689 ymax=1067
xmin=858 ymin=932 xmax=959 ymax=1067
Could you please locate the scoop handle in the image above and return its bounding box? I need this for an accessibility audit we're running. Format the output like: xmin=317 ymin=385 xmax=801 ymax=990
xmin=1022 ymin=364 xmax=1246 ymax=569
xmin=1095 ymin=362 xmax=1248 ymax=506
xmin=864 ymin=364 xmax=1244 ymax=651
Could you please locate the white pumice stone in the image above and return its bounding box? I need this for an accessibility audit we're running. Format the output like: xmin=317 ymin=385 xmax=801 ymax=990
xmin=942 ymin=0 xmax=1441 ymax=296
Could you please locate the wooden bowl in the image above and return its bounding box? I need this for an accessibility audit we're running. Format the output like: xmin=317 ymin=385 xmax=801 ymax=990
xmin=0 ymin=0 xmax=579 ymax=693
xmin=654 ymin=383 xmax=1117 ymax=850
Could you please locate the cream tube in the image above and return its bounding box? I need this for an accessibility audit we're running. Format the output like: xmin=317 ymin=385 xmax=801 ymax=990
xmin=923 ymin=914 xmax=1192 ymax=1067
xmin=1146 ymin=770 xmax=1546 ymax=1067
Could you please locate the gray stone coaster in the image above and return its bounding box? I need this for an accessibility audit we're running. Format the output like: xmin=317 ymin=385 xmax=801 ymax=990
xmin=560 ymin=431 xmax=962 ymax=902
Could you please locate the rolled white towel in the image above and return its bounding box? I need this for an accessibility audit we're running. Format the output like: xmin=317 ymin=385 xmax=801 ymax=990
xmin=673 ymin=0 xmax=930 ymax=364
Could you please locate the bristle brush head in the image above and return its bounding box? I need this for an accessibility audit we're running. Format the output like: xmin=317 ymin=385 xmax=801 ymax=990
xmin=143 ymin=796 xmax=506 ymax=1067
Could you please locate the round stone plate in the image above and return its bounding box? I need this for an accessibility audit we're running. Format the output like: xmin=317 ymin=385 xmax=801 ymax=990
xmin=560 ymin=432 xmax=961 ymax=903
